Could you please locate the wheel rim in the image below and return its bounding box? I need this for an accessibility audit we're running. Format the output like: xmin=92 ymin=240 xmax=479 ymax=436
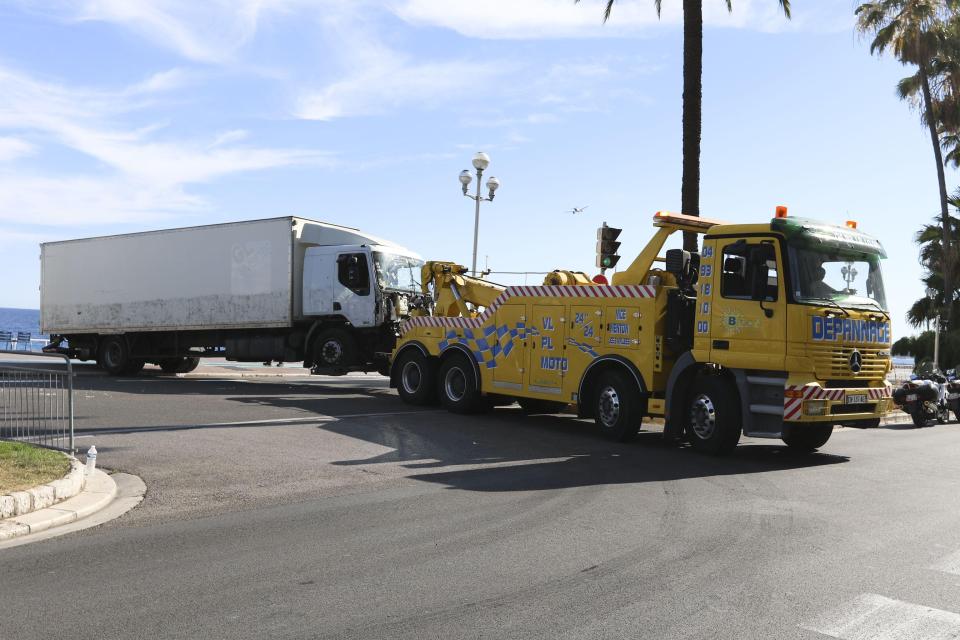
xmin=597 ymin=385 xmax=621 ymax=428
xmin=104 ymin=342 xmax=123 ymax=369
xmin=689 ymin=394 xmax=717 ymax=440
xmin=444 ymin=366 xmax=467 ymax=402
xmin=401 ymin=361 xmax=422 ymax=394
xmin=321 ymin=340 xmax=343 ymax=365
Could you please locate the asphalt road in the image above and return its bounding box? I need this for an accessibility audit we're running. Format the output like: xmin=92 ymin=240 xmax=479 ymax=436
xmin=3 ymin=362 xmax=960 ymax=639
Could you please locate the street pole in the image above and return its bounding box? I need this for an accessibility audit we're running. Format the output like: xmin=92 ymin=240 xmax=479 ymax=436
xmin=934 ymin=314 xmax=941 ymax=370
xmin=472 ymin=166 xmax=482 ymax=277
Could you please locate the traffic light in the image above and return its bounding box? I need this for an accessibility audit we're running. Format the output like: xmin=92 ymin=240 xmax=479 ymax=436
xmin=596 ymin=224 xmax=622 ymax=270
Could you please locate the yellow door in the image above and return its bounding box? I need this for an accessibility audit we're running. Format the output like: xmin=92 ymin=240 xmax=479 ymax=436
xmin=491 ymin=303 xmax=527 ymax=392
xmin=527 ymin=304 xmax=567 ymax=394
xmin=709 ymin=238 xmax=787 ymax=369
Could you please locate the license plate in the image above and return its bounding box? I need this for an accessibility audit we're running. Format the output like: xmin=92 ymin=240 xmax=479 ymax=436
xmin=846 ymin=394 xmax=868 ymax=404
xmin=905 ymin=394 xmax=918 ymax=402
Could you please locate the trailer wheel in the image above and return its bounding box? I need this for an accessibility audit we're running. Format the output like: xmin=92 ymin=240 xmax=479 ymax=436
xmin=782 ymin=424 xmax=833 ymax=452
xmin=160 ymin=357 xmax=200 ymax=374
xmin=438 ymin=353 xmax=484 ymax=414
xmin=123 ymin=359 xmax=146 ymax=375
xmin=394 ymin=349 xmax=436 ymax=405
xmin=685 ymin=375 xmax=741 ymax=455
xmin=592 ymin=369 xmax=642 ymax=442
xmin=98 ymin=337 xmax=132 ymax=376
xmin=313 ymin=329 xmax=357 ymax=368
xmin=517 ymin=398 xmax=569 ymax=414
xmin=179 ymin=357 xmax=200 ymax=373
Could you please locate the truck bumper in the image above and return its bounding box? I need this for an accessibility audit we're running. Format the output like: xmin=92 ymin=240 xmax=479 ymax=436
xmin=783 ymin=380 xmax=892 ymax=424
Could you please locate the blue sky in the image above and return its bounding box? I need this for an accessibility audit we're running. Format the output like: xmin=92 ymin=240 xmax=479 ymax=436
xmin=0 ymin=0 xmax=955 ymax=340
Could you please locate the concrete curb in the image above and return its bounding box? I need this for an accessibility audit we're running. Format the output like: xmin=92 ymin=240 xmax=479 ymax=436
xmin=0 ymin=455 xmax=86 ymax=520
xmin=0 ymin=469 xmax=116 ymax=541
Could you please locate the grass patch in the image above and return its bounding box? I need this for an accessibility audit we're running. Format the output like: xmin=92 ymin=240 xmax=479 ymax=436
xmin=0 ymin=441 xmax=71 ymax=494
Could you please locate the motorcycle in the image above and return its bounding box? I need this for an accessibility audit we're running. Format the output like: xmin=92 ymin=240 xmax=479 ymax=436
xmin=892 ymin=373 xmax=950 ymax=428
xmin=945 ymin=369 xmax=960 ymax=422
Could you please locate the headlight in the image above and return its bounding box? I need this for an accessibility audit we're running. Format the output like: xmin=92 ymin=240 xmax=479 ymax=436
xmin=803 ymin=400 xmax=828 ymax=416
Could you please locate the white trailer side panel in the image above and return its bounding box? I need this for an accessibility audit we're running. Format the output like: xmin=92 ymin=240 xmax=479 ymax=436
xmin=41 ymin=219 xmax=294 ymax=334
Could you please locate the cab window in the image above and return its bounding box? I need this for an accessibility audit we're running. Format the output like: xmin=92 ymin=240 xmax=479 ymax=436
xmin=720 ymin=242 xmax=778 ymax=302
xmin=337 ymin=253 xmax=370 ymax=295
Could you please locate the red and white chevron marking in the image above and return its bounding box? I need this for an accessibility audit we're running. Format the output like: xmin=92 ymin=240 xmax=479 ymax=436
xmin=783 ymin=384 xmax=891 ymax=421
xmin=401 ymin=284 xmax=657 ymax=335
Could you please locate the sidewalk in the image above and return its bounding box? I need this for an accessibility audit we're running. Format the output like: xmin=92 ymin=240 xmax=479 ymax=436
xmin=0 ymin=469 xmax=143 ymax=544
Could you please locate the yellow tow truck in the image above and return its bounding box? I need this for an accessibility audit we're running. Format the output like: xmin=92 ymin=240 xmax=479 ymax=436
xmin=390 ymin=209 xmax=892 ymax=454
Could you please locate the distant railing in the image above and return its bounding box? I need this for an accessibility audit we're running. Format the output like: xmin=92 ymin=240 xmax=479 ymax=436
xmin=0 ymin=350 xmax=74 ymax=453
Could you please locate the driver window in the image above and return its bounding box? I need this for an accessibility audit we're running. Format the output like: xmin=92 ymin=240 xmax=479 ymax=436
xmin=337 ymin=253 xmax=370 ymax=296
xmin=721 ymin=243 xmax=778 ymax=301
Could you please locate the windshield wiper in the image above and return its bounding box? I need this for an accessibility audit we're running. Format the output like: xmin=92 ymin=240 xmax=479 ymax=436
xmin=806 ymin=296 xmax=849 ymax=317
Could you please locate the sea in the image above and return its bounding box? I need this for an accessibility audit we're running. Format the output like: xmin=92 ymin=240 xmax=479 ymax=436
xmin=0 ymin=307 xmax=46 ymax=343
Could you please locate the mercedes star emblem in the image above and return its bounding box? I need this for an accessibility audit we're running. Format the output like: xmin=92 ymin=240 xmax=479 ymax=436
xmin=849 ymin=350 xmax=863 ymax=374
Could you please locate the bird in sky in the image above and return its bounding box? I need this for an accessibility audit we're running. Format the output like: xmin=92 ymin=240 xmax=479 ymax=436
xmin=567 ymin=206 xmax=589 ymax=215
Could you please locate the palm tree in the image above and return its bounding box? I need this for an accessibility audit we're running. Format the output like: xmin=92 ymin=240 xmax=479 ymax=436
xmin=907 ymin=190 xmax=960 ymax=328
xmin=577 ymin=0 xmax=791 ymax=251
xmin=857 ymin=0 xmax=957 ymax=327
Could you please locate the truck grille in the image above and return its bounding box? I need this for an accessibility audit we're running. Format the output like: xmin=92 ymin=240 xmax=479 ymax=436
xmin=808 ymin=345 xmax=888 ymax=380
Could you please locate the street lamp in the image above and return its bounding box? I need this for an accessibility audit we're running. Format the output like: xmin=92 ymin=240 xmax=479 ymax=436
xmin=459 ymin=152 xmax=500 ymax=276
xmin=927 ymin=286 xmax=941 ymax=370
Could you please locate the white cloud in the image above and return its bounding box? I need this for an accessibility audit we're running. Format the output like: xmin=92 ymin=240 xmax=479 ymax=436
xmin=0 ymin=137 xmax=36 ymax=162
xmin=297 ymin=58 xmax=505 ymax=120
xmin=0 ymin=64 xmax=330 ymax=225
xmin=392 ymin=0 xmax=846 ymax=38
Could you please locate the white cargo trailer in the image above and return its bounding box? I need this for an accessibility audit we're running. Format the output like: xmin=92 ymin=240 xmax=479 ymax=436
xmin=41 ymin=217 xmax=425 ymax=375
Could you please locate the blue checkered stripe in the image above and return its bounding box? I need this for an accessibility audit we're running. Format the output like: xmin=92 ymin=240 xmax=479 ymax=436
xmin=439 ymin=322 xmax=539 ymax=368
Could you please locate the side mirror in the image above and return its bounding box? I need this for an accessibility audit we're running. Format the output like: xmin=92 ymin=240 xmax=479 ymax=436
xmin=664 ymin=249 xmax=690 ymax=279
xmin=750 ymin=264 xmax=770 ymax=301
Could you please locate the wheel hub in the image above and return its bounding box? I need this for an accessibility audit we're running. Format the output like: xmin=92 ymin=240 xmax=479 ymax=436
xmin=444 ymin=366 xmax=467 ymax=402
xmin=598 ymin=385 xmax=621 ymax=427
xmin=321 ymin=340 xmax=343 ymax=364
xmin=689 ymin=394 xmax=717 ymax=440
xmin=401 ymin=361 xmax=422 ymax=394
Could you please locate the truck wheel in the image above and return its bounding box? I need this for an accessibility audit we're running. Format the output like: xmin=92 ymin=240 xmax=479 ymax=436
xmin=313 ymin=329 xmax=357 ymax=368
xmin=159 ymin=358 xmax=184 ymax=374
xmin=437 ymin=353 xmax=484 ymax=414
xmin=122 ymin=359 xmax=146 ymax=375
xmin=685 ymin=375 xmax=741 ymax=455
xmin=178 ymin=357 xmax=200 ymax=373
xmin=98 ymin=337 xmax=131 ymax=376
xmin=394 ymin=349 xmax=436 ymax=405
xmin=782 ymin=424 xmax=833 ymax=452
xmin=593 ymin=370 xmax=642 ymax=442
xmin=517 ymin=398 xmax=569 ymax=414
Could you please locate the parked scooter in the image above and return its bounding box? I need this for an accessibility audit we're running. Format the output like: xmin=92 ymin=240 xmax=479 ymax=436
xmin=945 ymin=368 xmax=960 ymax=422
xmin=892 ymin=373 xmax=950 ymax=428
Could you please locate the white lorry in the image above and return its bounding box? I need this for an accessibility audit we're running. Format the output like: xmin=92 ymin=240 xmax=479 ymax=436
xmin=41 ymin=217 xmax=425 ymax=375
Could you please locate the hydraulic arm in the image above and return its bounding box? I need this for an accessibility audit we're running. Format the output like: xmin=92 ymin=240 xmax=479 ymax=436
xmin=420 ymin=261 xmax=505 ymax=318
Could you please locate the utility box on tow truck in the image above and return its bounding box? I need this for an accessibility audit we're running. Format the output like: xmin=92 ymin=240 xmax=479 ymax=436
xmin=390 ymin=209 xmax=892 ymax=454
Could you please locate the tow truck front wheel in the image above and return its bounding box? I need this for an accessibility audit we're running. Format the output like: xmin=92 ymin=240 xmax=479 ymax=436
xmin=686 ymin=376 xmax=741 ymax=455
xmin=782 ymin=424 xmax=833 ymax=452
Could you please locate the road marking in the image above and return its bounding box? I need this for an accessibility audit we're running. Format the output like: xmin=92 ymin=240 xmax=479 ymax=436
xmin=73 ymin=410 xmax=442 ymax=436
xmin=801 ymin=593 xmax=960 ymax=640
xmin=930 ymin=550 xmax=960 ymax=576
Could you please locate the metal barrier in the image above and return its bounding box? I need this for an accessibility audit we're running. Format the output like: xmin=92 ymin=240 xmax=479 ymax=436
xmin=0 ymin=350 xmax=74 ymax=453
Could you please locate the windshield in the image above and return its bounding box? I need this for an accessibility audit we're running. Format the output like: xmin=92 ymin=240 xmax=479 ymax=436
xmin=373 ymin=252 xmax=423 ymax=292
xmin=788 ymin=243 xmax=887 ymax=310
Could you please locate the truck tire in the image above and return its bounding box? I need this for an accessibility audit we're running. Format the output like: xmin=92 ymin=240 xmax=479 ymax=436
xmin=782 ymin=424 xmax=833 ymax=452
xmin=313 ymin=329 xmax=357 ymax=369
xmin=437 ymin=353 xmax=484 ymax=414
xmin=517 ymin=398 xmax=569 ymax=414
xmin=123 ymin=359 xmax=146 ymax=375
xmin=592 ymin=369 xmax=642 ymax=442
xmin=685 ymin=375 xmax=741 ymax=455
xmin=98 ymin=337 xmax=132 ymax=376
xmin=395 ymin=349 xmax=436 ymax=405
xmin=160 ymin=357 xmax=201 ymax=374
